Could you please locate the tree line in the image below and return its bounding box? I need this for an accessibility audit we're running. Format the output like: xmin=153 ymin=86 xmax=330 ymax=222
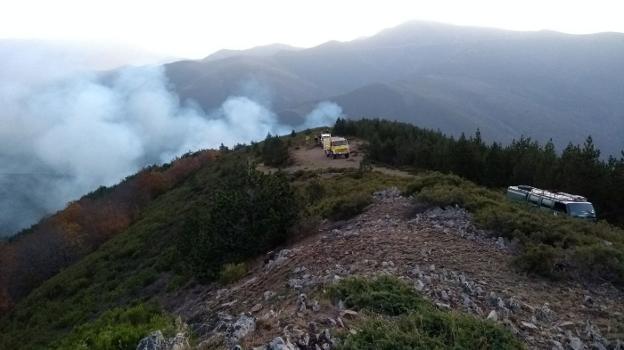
xmin=333 ymin=118 xmax=624 ymax=225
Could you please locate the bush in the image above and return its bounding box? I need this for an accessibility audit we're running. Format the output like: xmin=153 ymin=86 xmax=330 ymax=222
xmin=178 ymin=163 xmax=299 ymax=281
xmin=572 ymin=244 xmax=624 ymax=284
xmin=513 ymin=244 xmax=563 ymax=278
xmin=330 ymin=277 xmax=523 ymax=350
xmin=328 ymin=276 xmax=427 ymax=316
xmin=404 ymin=172 xmax=465 ymax=196
xmin=261 ymin=134 xmax=291 ymax=167
xmin=322 ymin=193 xmax=372 ymax=221
xmin=53 ymin=303 xmax=173 ymax=350
xmin=219 ymin=263 xmax=247 ymax=284
xmin=303 ymin=179 xmax=325 ymax=204
xmin=339 ymin=312 xmax=523 ymax=350
xmin=297 ymin=169 xmax=412 ymax=222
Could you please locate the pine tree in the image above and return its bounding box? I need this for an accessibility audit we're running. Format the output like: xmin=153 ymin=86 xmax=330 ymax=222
xmin=262 ymin=134 xmax=290 ymax=167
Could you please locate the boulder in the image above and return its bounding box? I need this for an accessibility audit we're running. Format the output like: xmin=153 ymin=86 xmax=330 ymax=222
xmin=168 ymin=333 xmax=190 ymax=350
xmin=267 ymin=336 xmax=297 ymax=350
xmin=225 ymin=314 xmax=256 ymax=347
xmin=535 ymin=303 xmax=556 ymax=323
xmin=486 ymin=310 xmax=498 ymax=322
xmin=137 ymin=331 xmax=165 ymax=350
xmin=136 ymin=331 xmax=190 ymax=350
xmin=568 ymin=335 xmax=584 ymax=350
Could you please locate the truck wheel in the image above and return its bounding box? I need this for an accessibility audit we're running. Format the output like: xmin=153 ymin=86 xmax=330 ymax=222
xmin=345 ymin=153 xmax=350 ymax=159
xmin=333 ymin=154 xmax=337 ymax=159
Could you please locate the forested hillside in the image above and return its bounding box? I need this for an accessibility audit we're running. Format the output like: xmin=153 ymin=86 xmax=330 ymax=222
xmin=0 ymin=141 xmax=308 ymax=349
xmin=0 ymin=150 xmax=217 ymax=314
xmin=334 ymin=118 xmax=624 ymax=226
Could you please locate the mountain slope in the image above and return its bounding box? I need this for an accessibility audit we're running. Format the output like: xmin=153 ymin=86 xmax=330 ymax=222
xmin=165 ymin=21 xmax=624 ymax=156
xmin=327 ymin=75 xmax=609 ymax=147
xmin=202 ymin=43 xmax=300 ymax=61
xmin=0 ymin=151 xmax=216 ymax=314
xmin=165 ymin=56 xmax=323 ymax=113
xmin=2 ymin=149 xmax=623 ymax=349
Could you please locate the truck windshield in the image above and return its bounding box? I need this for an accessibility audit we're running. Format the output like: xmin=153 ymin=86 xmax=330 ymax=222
xmin=332 ymin=140 xmax=347 ymax=146
xmin=566 ymin=203 xmax=596 ymax=218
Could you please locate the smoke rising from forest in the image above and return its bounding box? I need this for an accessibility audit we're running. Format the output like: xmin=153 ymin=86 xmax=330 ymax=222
xmin=0 ymin=63 xmax=342 ymax=236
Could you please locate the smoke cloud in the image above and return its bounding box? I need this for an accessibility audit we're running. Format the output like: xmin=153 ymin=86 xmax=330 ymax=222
xmin=0 ymin=63 xmax=342 ymax=237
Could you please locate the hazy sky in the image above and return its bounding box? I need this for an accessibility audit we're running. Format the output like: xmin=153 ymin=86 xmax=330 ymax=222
xmin=1 ymin=0 xmax=623 ymax=59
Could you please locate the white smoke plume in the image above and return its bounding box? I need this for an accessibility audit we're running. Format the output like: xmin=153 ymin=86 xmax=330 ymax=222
xmin=299 ymin=101 xmax=342 ymax=130
xmin=0 ymin=64 xmax=342 ymax=237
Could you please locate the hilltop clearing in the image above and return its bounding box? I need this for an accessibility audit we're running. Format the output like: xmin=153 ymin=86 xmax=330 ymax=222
xmin=264 ymin=135 xmax=412 ymax=179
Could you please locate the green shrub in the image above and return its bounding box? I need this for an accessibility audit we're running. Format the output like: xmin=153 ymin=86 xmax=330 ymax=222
xmin=261 ymin=134 xmax=291 ymax=167
xmin=322 ymin=193 xmax=372 ymax=221
xmin=328 ymin=276 xmax=427 ymax=316
xmin=53 ymin=303 xmax=173 ymax=350
xmin=303 ymin=179 xmax=325 ymax=204
xmin=404 ymin=172 xmax=466 ymax=196
xmin=513 ymin=244 xmax=563 ymax=278
xmin=339 ymin=312 xmax=523 ymax=350
xmin=330 ymin=276 xmax=523 ymax=350
xmin=572 ymin=244 xmax=624 ymax=284
xmin=178 ymin=163 xmax=299 ymax=281
xmin=219 ymin=263 xmax=247 ymax=284
xmin=298 ymin=170 xmax=411 ymax=222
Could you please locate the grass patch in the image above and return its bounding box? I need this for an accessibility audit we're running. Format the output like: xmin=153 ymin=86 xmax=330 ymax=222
xmin=329 ymin=276 xmax=523 ymax=350
xmin=406 ymin=172 xmax=624 ymax=284
xmin=328 ymin=275 xmax=427 ymax=315
xmin=219 ymin=263 xmax=248 ymax=284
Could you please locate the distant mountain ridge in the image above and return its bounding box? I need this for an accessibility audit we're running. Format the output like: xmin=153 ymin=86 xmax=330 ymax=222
xmin=203 ymin=43 xmax=301 ymax=61
xmin=165 ymin=21 xmax=624 ymax=156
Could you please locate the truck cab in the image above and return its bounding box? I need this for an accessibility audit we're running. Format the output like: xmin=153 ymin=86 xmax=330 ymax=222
xmin=323 ymin=137 xmax=350 ymax=159
xmin=319 ymin=133 xmax=332 ymax=146
xmin=554 ymin=201 xmax=596 ymax=219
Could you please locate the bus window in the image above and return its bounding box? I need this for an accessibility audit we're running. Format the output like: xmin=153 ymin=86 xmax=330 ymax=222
xmin=528 ymin=194 xmax=540 ymax=205
xmin=566 ymin=202 xmax=596 ymax=219
xmin=541 ymin=198 xmax=554 ymax=208
xmin=553 ymin=202 xmax=567 ymax=213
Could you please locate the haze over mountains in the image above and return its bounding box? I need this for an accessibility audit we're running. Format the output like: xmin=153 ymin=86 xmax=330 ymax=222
xmin=0 ymin=39 xmax=172 ymax=74
xmin=166 ymin=21 xmax=624 ymax=156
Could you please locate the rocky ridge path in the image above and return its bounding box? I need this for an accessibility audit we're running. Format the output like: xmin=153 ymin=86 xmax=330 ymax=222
xmin=158 ymin=189 xmax=623 ymax=350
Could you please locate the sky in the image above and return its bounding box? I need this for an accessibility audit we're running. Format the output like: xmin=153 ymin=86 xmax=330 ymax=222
xmin=1 ymin=0 xmax=623 ymax=59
